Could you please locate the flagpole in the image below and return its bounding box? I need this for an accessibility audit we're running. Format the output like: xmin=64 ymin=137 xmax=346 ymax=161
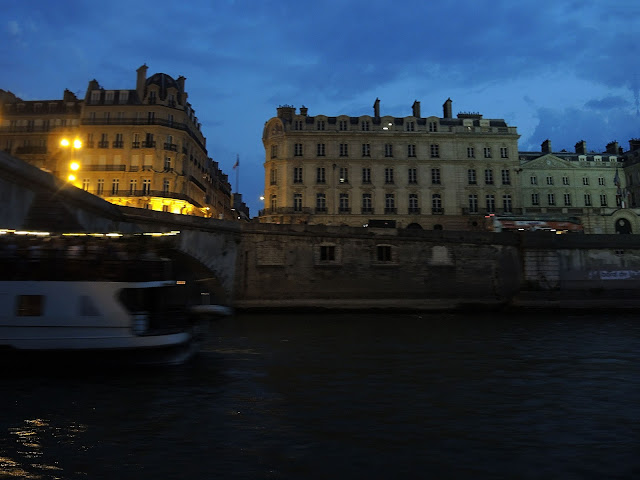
xmin=235 ymin=154 xmax=239 ymax=194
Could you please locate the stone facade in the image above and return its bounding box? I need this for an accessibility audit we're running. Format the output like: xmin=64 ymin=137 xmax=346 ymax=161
xmin=260 ymin=99 xmax=521 ymax=231
xmin=0 ymin=66 xmax=233 ymax=220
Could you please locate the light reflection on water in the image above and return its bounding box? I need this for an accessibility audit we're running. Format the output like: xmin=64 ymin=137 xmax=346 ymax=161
xmin=1 ymin=311 xmax=639 ymax=479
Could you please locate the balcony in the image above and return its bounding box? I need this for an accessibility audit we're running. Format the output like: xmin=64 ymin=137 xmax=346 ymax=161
xmin=315 ymin=207 xmax=327 ymax=213
xmin=432 ymin=208 xmax=444 ymax=215
xmin=142 ymin=141 xmax=156 ymax=148
xmin=83 ymin=164 xmax=127 ymax=172
xmin=132 ymin=142 xmax=141 ymax=149
xmin=97 ymin=141 xmax=109 ymax=148
xmin=384 ymin=208 xmax=397 ymax=214
xmin=85 ymin=141 xmax=95 ymax=148
xmin=14 ymin=145 xmax=47 ymax=154
xmin=408 ymin=208 xmax=421 ymax=214
xmin=361 ymin=208 xmax=374 ymax=214
xmin=163 ymin=143 xmax=177 ymax=151
xmin=112 ymin=141 xmax=124 ymax=148
xmin=338 ymin=208 xmax=351 ymax=214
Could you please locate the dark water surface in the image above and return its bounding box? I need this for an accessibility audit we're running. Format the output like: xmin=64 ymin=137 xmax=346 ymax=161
xmin=1 ymin=312 xmax=639 ymax=479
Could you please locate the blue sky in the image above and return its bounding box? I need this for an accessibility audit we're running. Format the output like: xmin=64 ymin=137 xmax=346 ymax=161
xmin=2 ymin=0 xmax=639 ymax=216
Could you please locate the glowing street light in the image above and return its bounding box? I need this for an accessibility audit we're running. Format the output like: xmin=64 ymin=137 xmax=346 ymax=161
xmin=60 ymin=137 xmax=82 ymax=184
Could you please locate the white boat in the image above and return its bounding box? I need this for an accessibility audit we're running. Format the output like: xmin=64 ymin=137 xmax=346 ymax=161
xmin=0 ymin=231 xmax=232 ymax=366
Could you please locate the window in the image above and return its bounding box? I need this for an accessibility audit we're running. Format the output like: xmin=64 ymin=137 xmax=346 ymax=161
xmin=294 ymin=120 xmax=303 ymax=130
xmin=531 ymin=193 xmax=539 ymax=205
xmin=339 ymin=193 xmax=350 ymax=212
xmin=317 ymin=143 xmax=325 ymax=156
xmin=432 ymin=194 xmax=443 ymax=214
xmin=501 ymin=169 xmax=510 ymax=185
xmin=583 ymin=177 xmax=589 ymax=186
xmin=428 ymin=121 xmax=438 ymax=132
xmin=408 ymin=168 xmax=417 ymax=184
xmin=316 ymin=167 xmax=326 ymax=184
xmin=548 ymin=193 xmax=555 ymax=206
xmin=361 ymin=121 xmax=370 ymax=131
xmin=503 ymin=194 xmax=512 ymax=213
xmin=114 ymin=133 xmax=123 ymax=148
xmin=562 ymin=176 xmax=570 ymax=185
xmin=564 ymin=193 xmax=571 ymax=206
xmin=99 ymin=133 xmax=108 ymax=148
xmin=339 ymin=167 xmax=349 ymax=184
xmin=362 ymin=144 xmax=371 ymax=157
xmin=409 ymin=194 xmax=419 ymax=213
xmin=385 ymin=193 xmax=395 ymax=213
xmin=82 ymin=179 xmax=90 ymax=191
xmin=486 ymin=194 xmax=495 ymax=213
xmin=270 ymin=194 xmax=277 ymax=211
xmin=377 ymin=245 xmax=392 ymax=262
xmin=500 ymin=147 xmax=509 ymax=158
xmin=600 ymin=194 xmax=607 ymax=207
xmin=90 ymin=90 xmax=101 ymax=104
xmin=142 ymin=179 xmax=151 ymax=195
xmin=17 ymin=295 xmax=44 ymax=316
xmin=468 ymin=194 xmax=478 ymax=213
xmin=119 ymin=91 xmax=129 ymax=104
xmin=598 ymin=177 xmax=605 ymax=186
xmin=294 ymin=193 xmax=302 ymax=212
xmin=408 ymin=144 xmax=416 ymax=157
xmin=339 ymin=143 xmax=349 ymax=157
xmin=484 ymin=147 xmax=492 ymax=158
xmin=546 ymin=176 xmax=554 ymax=185
xmin=129 ymin=179 xmax=137 ymax=194
xmin=362 ymin=167 xmax=371 ymax=184
xmin=320 ymin=245 xmax=336 ymax=261
xmin=384 ymin=144 xmax=393 ymax=157
xmin=316 ymin=193 xmax=326 ymax=211
xmin=294 ymin=143 xmax=303 ymax=156
xmin=271 ymin=145 xmax=278 ymax=158
xmin=485 ymin=169 xmax=494 ymax=185
xmin=97 ymin=179 xmax=104 ymax=195
xmin=163 ymin=179 xmax=170 ymax=194
xmin=584 ymin=193 xmax=592 ymax=206
xmin=111 ymin=179 xmax=119 ymax=195
xmin=468 ymin=169 xmax=477 ymax=185
xmin=270 ymin=168 xmax=277 ymax=185
xmin=164 ymin=157 xmax=172 ymax=170
xmin=144 ymin=133 xmax=155 ymax=148
xmin=530 ymin=176 xmax=537 ymax=185
xmin=362 ymin=193 xmax=373 ymax=213
xmin=339 ymin=120 xmax=348 ymax=131
xmin=467 ymin=147 xmax=475 ymax=158
xmin=384 ymin=168 xmax=394 ymax=184
xmin=316 ymin=120 xmax=325 ymax=131
xmin=406 ymin=121 xmax=415 ymax=132
xmin=431 ymin=168 xmax=441 ymax=185
xmin=294 ymin=167 xmax=303 ymax=184
xmin=148 ymin=91 xmax=157 ymax=104
xmin=147 ymin=111 xmax=155 ymax=123
xmin=430 ymin=144 xmax=440 ymax=158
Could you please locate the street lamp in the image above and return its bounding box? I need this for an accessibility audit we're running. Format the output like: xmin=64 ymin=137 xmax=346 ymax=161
xmin=60 ymin=138 xmax=82 ymax=183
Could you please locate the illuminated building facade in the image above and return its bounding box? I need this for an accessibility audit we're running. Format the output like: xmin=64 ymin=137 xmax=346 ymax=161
xmin=0 ymin=65 xmax=232 ymax=219
xmin=260 ymin=99 xmax=521 ymax=230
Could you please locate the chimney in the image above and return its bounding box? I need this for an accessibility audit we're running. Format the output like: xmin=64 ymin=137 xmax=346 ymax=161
xmin=412 ymin=100 xmax=421 ymax=117
xmin=63 ymin=88 xmax=77 ymax=102
xmin=299 ymin=105 xmax=308 ymax=116
xmin=629 ymin=139 xmax=640 ymax=151
xmin=606 ymin=141 xmax=619 ymax=154
xmin=541 ymin=139 xmax=552 ymax=154
xmin=443 ymin=98 xmax=452 ymax=118
xmin=176 ymin=75 xmax=186 ymax=93
xmin=575 ymin=140 xmax=587 ymax=154
xmin=373 ymin=98 xmax=380 ymax=117
xmin=276 ymin=105 xmax=295 ymax=122
xmin=136 ymin=64 xmax=148 ymax=100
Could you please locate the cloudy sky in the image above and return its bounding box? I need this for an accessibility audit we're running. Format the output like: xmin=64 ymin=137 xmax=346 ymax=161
xmin=2 ymin=0 xmax=639 ymax=215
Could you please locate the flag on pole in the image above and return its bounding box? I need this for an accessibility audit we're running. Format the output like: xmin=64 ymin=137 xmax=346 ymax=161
xmin=233 ymin=157 xmax=239 ymax=169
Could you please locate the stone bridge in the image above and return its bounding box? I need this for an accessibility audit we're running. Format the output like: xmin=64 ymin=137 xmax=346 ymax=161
xmin=5 ymin=151 xmax=640 ymax=311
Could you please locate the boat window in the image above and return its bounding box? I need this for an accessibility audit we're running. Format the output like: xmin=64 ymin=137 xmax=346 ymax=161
xmin=16 ymin=295 xmax=44 ymax=316
xmin=79 ymin=295 xmax=101 ymax=316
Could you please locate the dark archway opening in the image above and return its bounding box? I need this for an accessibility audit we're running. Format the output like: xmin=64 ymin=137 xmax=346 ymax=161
xmin=406 ymin=223 xmax=423 ymax=230
xmin=433 ymin=224 xmax=443 ymax=230
xmin=615 ymin=218 xmax=632 ymax=234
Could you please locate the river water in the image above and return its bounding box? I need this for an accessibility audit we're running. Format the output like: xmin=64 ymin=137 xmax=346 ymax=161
xmin=1 ymin=312 xmax=639 ymax=479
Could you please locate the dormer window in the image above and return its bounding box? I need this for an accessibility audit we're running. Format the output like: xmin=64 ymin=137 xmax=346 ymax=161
xmin=119 ymin=91 xmax=129 ymax=104
xmin=148 ymin=91 xmax=157 ymax=104
xmin=90 ymin=91 xmax=101 ymax=104
xmin=105 ymin=91 xmax=114 ymax=104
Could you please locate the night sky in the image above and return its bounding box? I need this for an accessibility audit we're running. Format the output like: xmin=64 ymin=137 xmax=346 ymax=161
xmin=2 ymin=0 xmax=639 ymax=216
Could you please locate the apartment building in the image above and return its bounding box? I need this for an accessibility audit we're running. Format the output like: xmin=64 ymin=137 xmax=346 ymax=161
xmin=260 ymin=98 xmax=521 ymax=230
xmin=0 ymin=65 xmax=232 ymax=219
